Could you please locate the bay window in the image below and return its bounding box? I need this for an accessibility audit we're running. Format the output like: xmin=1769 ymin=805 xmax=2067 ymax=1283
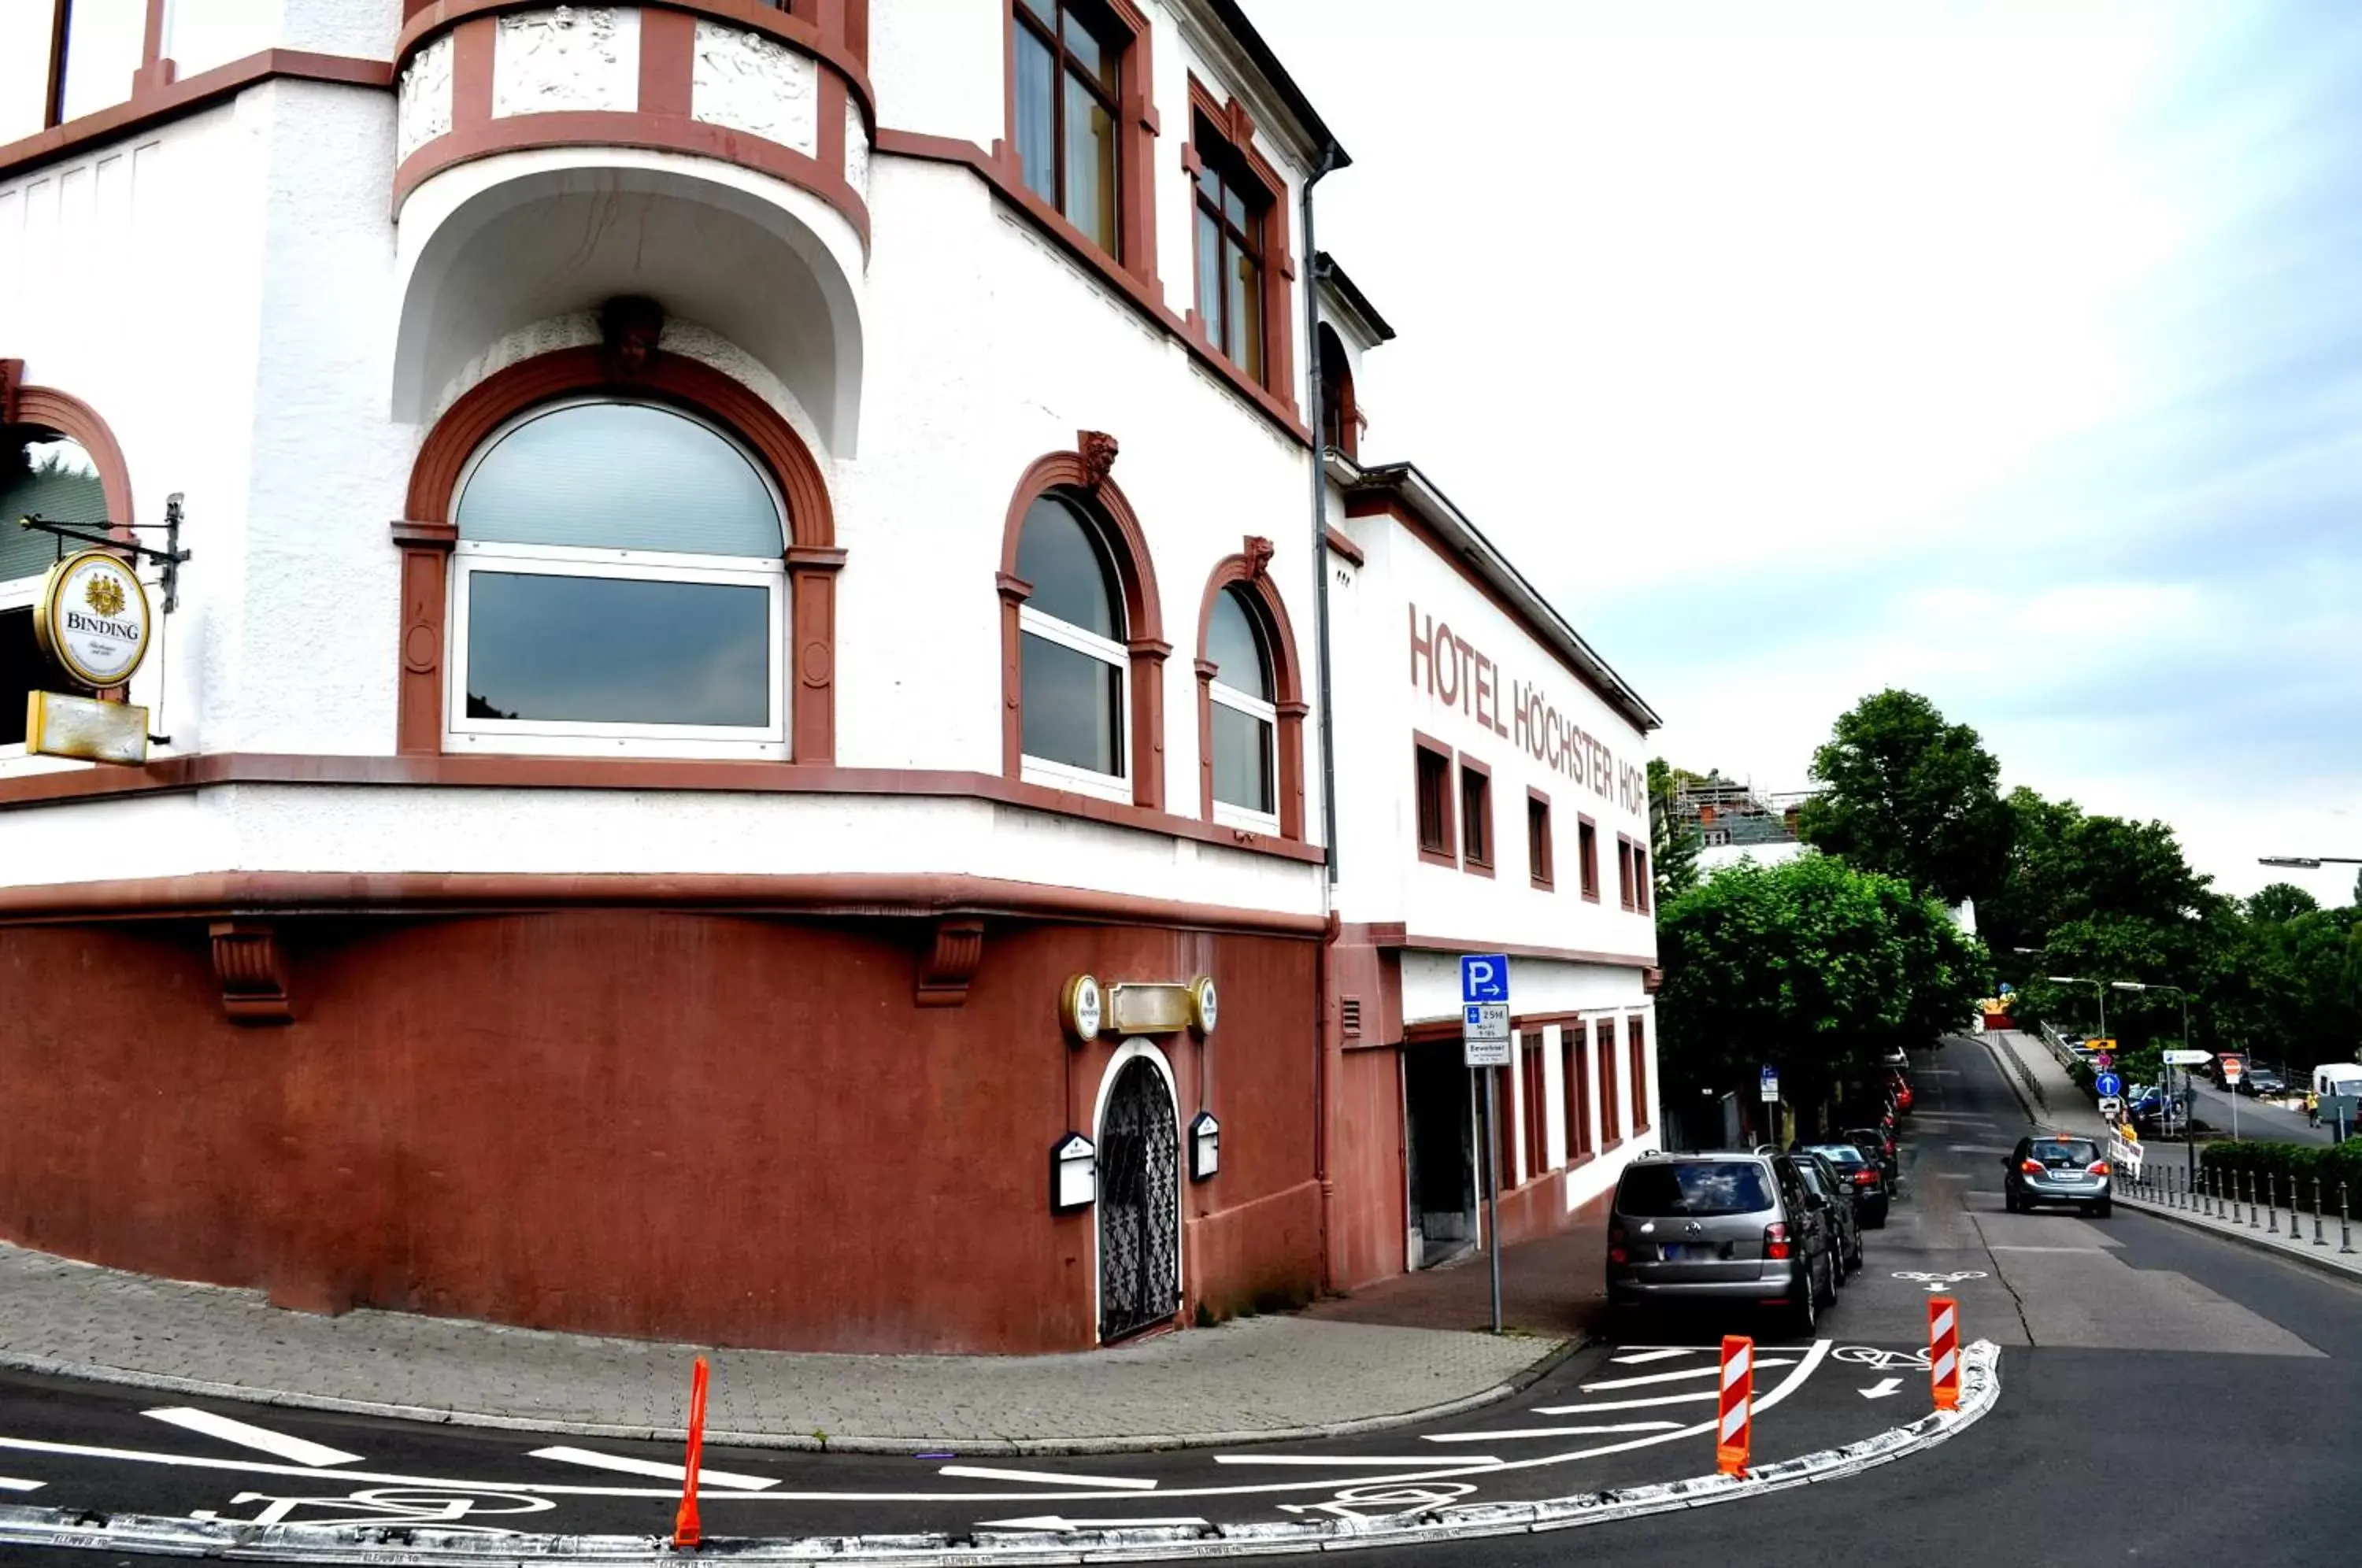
xmin=446 ymin=398 xmax=789 ymax=756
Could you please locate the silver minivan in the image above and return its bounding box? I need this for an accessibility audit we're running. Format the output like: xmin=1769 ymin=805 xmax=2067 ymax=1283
xmin=1605 ymin=1150 xmax=1834 ymax=1334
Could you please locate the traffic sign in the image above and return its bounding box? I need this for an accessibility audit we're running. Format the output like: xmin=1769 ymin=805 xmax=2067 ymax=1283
xmin=1462 ymin=1002 xmax=1512 ymax=1068
xmin=1461 ymin=954 xmax=1510 ymax=1004
xmin=1760 ymin=1064 xmax=1780 ymax=1103
xmin=2219 ymin=1054 xmax=2245 ymax=1085
xmin=2094 ymin=1071 xmax=2122 ymax=1097
xmin=2093 ymin=1052 xmax=2114 ymax=1073
xmin=2162 ymin=1049 xmax=2212 ymax=1067
xmin=2098 ymin=1095 xmax=2124 ymax=1119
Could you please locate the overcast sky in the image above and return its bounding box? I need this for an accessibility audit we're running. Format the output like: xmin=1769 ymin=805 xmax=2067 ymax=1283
xmin=1258 ymin=0 xmax=2362 ymax=900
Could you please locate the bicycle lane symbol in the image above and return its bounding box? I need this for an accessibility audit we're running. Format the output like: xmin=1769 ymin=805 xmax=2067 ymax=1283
xmin=1832 ymin=1344 xmax=1931 ymax=1373
xmin=1891 ymin=1270 xmax=1988 ymax=1292
xmin=194 ymin=1486 xmax=559 ymax=1532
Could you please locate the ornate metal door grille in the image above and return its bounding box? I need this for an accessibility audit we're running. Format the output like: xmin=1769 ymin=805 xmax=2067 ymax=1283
xmin=1098 ymin=1058 xmax=1179 ymax=1343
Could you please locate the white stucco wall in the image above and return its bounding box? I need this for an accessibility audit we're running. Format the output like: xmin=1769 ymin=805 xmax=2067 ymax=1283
xmin=167 ymin=0 xmax=398 ymax=80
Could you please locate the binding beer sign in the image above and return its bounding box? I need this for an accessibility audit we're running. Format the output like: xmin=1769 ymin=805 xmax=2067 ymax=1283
xmin=35 ymin=549 xmax=153 ymax=689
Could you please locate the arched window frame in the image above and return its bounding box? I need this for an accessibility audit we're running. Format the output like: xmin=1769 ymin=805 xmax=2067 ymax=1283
xmin=1316 ymin=324 xmax=1357 ymax=460
xmin=1193 ymin=541 xmax=1306 ymax=841
xmin=442 ymin=395 xmax=793 ymax=756
xmin=396 ymin=346 xmax=841 ymax=761
xmin=998 ymin=438 xmax=1166 ymax=810
xmin=1 ymin=365 xmax=136 ymax=753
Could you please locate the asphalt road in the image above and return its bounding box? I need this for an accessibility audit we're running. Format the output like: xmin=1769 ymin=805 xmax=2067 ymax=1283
xmin=5 ymin=1034 xmax=2356 ymax=1562
xmin=2184 ymin=1075 xmax=2342 ymax=1145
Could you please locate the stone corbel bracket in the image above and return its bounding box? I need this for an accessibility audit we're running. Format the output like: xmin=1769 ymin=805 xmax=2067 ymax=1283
xmin=210 ymin=920 xmax=294 ymax=1025
xmin=915 ymin=918 xmax=987 ymax=1008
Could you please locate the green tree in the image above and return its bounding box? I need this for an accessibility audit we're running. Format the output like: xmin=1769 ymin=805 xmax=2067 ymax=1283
xmin=1647 ymin=757 xmax=1702 ymax=905
xmin=1796 ymin=690 xmax=2013 ymax=908
xmin=2249 ymin=883 xmax=2321 ymax=923
xmin=1655 ymin=855 xmax=1989 ymax=1126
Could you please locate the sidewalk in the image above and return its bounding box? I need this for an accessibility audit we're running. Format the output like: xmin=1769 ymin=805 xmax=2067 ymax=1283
xmin=0 ymin=1232 xmax=1580 ymax=1455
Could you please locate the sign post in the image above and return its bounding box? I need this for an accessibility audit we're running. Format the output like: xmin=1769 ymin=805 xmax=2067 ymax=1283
xmin=1461 ymin=955 xmax=1511 ymax=1335
xmin=2220 ymin=1055 xmax=2244 ymax=1141
xmin=1759 ymin=1064 xmax=1780 ymax=1145
xmin=2164 ymin=1049 xmax=2211 ymax=1189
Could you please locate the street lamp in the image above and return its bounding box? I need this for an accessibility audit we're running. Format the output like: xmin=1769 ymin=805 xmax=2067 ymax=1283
xmin=2257 ymin=856 xmax=2362 ymax=869
xmin=2048 ymin=975 xmax=2107 ymax=1043
xmin=2112 ymin=980 xmax=2203 ymax=1175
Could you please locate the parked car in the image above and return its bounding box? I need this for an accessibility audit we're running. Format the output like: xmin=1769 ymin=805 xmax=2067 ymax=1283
xmin=1847 ymin=1123 xmax=1900 ymax=1185
xmin=1799 ymin=1140 xmax=1890 ymax=1227
xmin=2001 ymin=1133 xmax=2112 ymax=1218
xmin=1881 ymin=1046 xmax=1911 ymax=1071
xmin=2236 ymin=1070 xmax=2288 ymax=1098
xmin=1789 ymin=1150 xmax=1866 ymax=1275
xmin=1605 ymin=1150 xmax=1838 ymax=1334
xmin=1886 ymin=1070 xmax=1915 ymax=1114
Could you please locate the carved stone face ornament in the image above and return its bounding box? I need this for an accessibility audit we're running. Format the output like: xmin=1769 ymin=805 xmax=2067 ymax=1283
xmin=599 ymin=295 xmax=665 ymax=379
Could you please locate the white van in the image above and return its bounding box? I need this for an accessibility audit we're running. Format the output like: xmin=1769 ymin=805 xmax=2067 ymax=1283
xmin=2312 ymin=1064 xmax=2362 ymax=1130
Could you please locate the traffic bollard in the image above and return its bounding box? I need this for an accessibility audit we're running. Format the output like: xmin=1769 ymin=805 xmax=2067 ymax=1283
xmin=672 ymin=1355 xmax=709 ymax=1550
xmin=2205 ymin=1170 xmax=2216 ymax=1217
xmin=1927 ymin=1296 xmax=1962 ymax=1411
xmin=2268 ymin=1173 xmax=2280 ymax=1234
xmin=2315 ymin=1177 xmax=2327 ymax=1247
xmin=2343 ymin=1182 xmax=2354 ymax=1256
xmin=1716 ymin=1335 xmax=1753 ymax=1477
xmin=2249 ymin=1170 xmax=2262 ymax=1229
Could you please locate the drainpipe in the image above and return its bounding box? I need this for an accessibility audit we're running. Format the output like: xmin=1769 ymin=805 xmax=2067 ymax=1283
xmin=1302 ymin=141 xmax=1344 ymax=1292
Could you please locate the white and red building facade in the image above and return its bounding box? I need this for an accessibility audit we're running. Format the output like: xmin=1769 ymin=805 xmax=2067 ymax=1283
xmin=0 ymin=1 xmax=1657 ymax=1353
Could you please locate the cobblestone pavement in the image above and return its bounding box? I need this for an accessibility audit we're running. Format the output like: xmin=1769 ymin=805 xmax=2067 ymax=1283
xmin=0 ymin=1244 xmax=1562 ymax=1453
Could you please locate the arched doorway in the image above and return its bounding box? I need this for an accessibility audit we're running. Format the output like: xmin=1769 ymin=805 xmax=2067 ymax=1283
xmin=1097 ymin=1052 xmax=1180 ymax=1342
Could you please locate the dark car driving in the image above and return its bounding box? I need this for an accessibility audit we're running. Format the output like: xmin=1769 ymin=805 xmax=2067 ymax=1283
xmin=1799 ymin=1140 xmax=1890 ymax=1227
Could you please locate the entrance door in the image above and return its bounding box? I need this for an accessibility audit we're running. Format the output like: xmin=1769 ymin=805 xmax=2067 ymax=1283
xmin=1404 ymin=1041 xmax=1477 ymax=1268
xmin=1098 ymin=1057 xmax=1180 ymax=1342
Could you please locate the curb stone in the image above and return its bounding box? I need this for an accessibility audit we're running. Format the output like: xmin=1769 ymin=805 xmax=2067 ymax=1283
xmin=0 ymin=1335 xmax=1587 ymax=1459
xmin=0 ymin=1341 xmax=2002 ymax=1563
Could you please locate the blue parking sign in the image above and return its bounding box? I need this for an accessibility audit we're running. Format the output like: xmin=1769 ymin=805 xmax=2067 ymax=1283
xmin=1461 ymin=953 xmax=1510 ymax=1004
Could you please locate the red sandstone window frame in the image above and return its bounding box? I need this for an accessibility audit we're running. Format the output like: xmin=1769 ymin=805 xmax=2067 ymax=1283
xmin=13 ymin=1 xmax=172 ymax=135
xmin=1597 ymin=1019 xmax=1623 ymax=1151
xmin=1184 ymin=77 xmax=1298 ymax=405
xmin=998 ymin=441 xmax=1168 ymax=811
xmin=1009 ymin=0 xmax=1130 ymax=258
xmin=1520 ymin=1030 xmax=1546 ymax=1181
xmin=1635 ymin=846 xmax=1651 ymax=913
xmin=1527 ymin=787 xmax=1553 ymax=891
xmin=1413 ymin=732 xmax=1455 ymax=867
xmin=1616 ymin=835 xmax=1637 ymax=911
xmin=1627 ymin=1015 xmax=1650 ymax=1133
xmin=1000 ymin=0 xmax=1157 ymax=280
xmin=1193 ymin=548 xmax=1308 ymax=841
xmin=1577 ymin=815 xmax=1600 ymax=902
xmin=1563 ymin=1026 xmax=1594 ymax=1163
xmin=1457 ymin=753 xmax=1493 ymax=877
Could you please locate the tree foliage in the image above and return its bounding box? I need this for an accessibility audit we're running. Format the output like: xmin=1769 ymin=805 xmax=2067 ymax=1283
xmin=1796 ymin=690 xmax=2013 ymax=908
xmin=1654 ymin=854 xmax=1989 ymax=1118
xmin=1646 ymin=757 xmax=1702 ymax=906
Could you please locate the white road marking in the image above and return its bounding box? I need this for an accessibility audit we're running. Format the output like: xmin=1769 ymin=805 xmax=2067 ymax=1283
xmin=1580 ymin=1359 xmax=1794 ymax=1391
xmin=1860 ymin=1378 xmax=1903 ymax=1400
xmin=1213 ymin=1455 xmax=1501 ymax=1467
xmin=1532 ymin=1390 xmax=1718 ymax=1415
xmin=0 ymin=1477 xmax=43 ymax=1492
xmin=143 ymin=1408 xmax=362 ymax=1468
xmin=939 ymin=1465 xmax=1158 ymax=1492
xmin=0 ymin=1342 xmax=1844 ymax=1511
xmin=979 ymin=1515 xmax=1207 ymax=1531
xmin=1608 ymin=1348 xmax=1697 ymax=1365
xmin=1986 ymin=1245 xmax=2105 ymax=1253
xmin=528 ymin=1445 xmax=777 ymax=1491
xmin=1424 ymin=1422 xmax=1683 ymax=1443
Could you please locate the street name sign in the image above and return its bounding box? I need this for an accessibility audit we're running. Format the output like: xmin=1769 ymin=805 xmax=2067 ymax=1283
xmin=1462 ymin=1003 xmax=1512 ymax=1068
xmin=2161 ymin=1049 xmax=2212 ymax=1067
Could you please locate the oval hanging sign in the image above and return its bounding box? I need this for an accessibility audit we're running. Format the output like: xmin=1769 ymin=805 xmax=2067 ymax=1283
xmin=34 ymin=549 xmax=152 ymax=689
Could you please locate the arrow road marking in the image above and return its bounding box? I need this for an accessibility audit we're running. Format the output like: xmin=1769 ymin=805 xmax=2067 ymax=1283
xmin=1531 ymin=1391 xmax=1719 ymax=1415
xmin=143 ymin=1408 xmax=362 ymax=1468
xmin=0 ymin=1477 xmax=43 ymax=1492
xmin=1424 ymin=1422 xmax=1683 ymax=1443
xmin=979 ymin=1515 xmax=1207 ymax=1532
xmin=528 ymin=1445 xmax=777 ymax=1491
xmin=1609 ymin=1348 xmax=1697 ymax=1365
xmin=1580 ymin=1359 xmax=1794 ymax=1391
xmin=939 ymin=1465 xmax=1158 ymax=1491
xmin=1860 ymin=1378 xmax=1903 ymax=1400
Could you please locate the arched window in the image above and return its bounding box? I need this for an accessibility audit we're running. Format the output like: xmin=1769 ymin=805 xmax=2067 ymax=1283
xmin=1317 ymin=325 xmax=1356 ymax=459
xmin=446 ymin=398 xmax=789 ymax=756
xmin=2 ymin=427 xmax=109 ymax=750
xmin=1015 ymin=493 xmax=1128 ymax=787
xmin=1204 ymin=586 xmax=1275 ymax=821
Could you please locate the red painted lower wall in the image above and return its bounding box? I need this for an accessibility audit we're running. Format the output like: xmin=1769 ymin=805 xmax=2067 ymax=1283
xmin=0 ymin=910 xmax=1320 ymax=1354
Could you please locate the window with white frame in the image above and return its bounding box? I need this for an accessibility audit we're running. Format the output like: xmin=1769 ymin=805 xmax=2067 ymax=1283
xmin=1204 ymin=586 xmax=1275 ymax=825
xmin=2 ymin=427 xmax=109 ymax=751
xmin=446 ymin=398 xmax=789 ymax=757
xmin=1016 ymin=493 xmax=1128 ymax=797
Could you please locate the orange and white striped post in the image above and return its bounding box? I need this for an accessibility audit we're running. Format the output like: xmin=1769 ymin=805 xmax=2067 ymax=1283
xmin=1927 ymin=1296 xmax=1960 ymax=1411
xmin=1716 ymin=1333 xmax=1753 ymax=1477
xmin=672 ymin=1355 xmax=710 ymax=1550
